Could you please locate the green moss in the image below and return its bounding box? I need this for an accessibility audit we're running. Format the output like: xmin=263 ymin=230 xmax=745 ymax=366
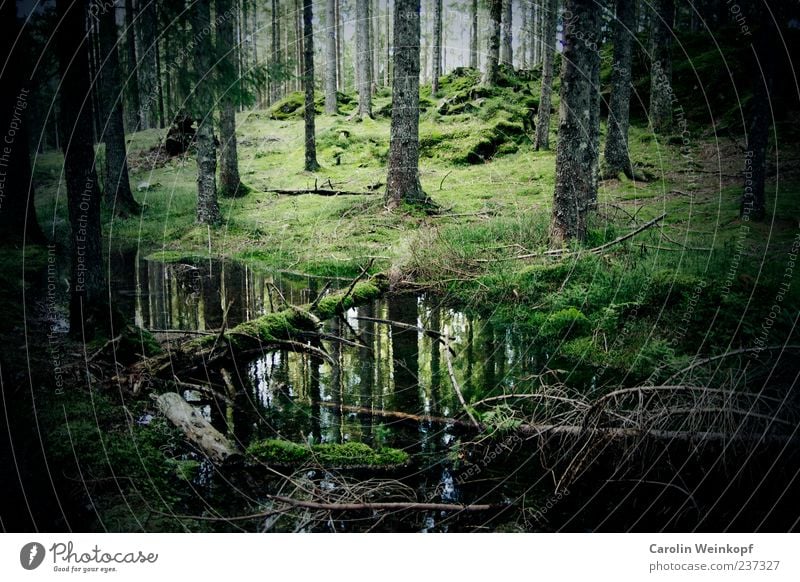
xmin=314 ymin=281 xmax=382 ymax=320
xmin=246 ymin=438 xmax=409 ymax=467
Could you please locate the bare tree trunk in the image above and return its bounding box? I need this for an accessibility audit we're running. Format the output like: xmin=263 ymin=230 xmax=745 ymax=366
xmin=604 ymin=0 xmax=636 ymax=177
xmin=386 ymin=0 xmax=426 ymax=209
xmin=485 ymin=0 xmax=501 ymax=85
xmin=303 ymin=0 xmax=320 ymax=171
xmin=0 ymin=2 xmax=45 ymax=244
xmin=336 ymin=0 xmax=343 ymax=91
xmin=324 ymin=0 xmax=338 ymax=113
xmin=550 ymin=0 xmax=599 ymax=245
xmin=124 ymin=0 xmax=141 ymax=130
xmin=192 ymin=0 xmax=222 ymax=226
xmin=520 ymin=2 xmax=528 ymax=69
xmin=217 ymin=0 xmax=243 ymax=198
xmin=356 ymin=0 xmax=372 ymax=117
xmin=586 ymin=29 xmax=601 ymax=209
xmin=534 ymin=0 xmax=557 ymax=150
xmin=649 ymin=0 xmax=674 ymax=134
xmin=741 ymin=13 xmax=775 ymax=222
xmin=531 ymin=1 xmax=538 ymax=65
xmin=98 ymin=6 xmax=140 ymax=217
xmin=57 ymin=0 xmax=107 ymax=336
xmin=501 ymin=0 xmax=513 ymax=67
xmin=271 ymin=0 xmax=282 ymax=104
xmin=137 ymin=0 xmax=159 ymax=129
xmin=385 ymin=0 xmax=391 ymax=85
xmin=432 ymin=0 xmax=443 ymax=95
xmin=469 ymin=0 xmax=478 ymax=68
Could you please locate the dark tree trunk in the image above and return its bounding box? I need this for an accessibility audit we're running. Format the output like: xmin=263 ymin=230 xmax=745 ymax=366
xmin=469 ymin=0 xmax=478 ymax=69
xmin=0 ymin=2 xmax=45 ymax=244
xmin=57 ymin=0 xmax=108 ymax=336
xmin=303 ymin=0 xmax=320 ymax=171
xmin=356 ymin=0 xmax=373 ymax=117
xmin=534 ymin=0 xmax=557 ymax=150
xmin=649 ymin=0 xmax=674 ymax=134
xmin=98 ymin=6 xmax=140 ymax=217
xmin=216 ymin=0 xmax=243 ymax=198
xmin=137 ymin=0 xmax=160 ymax=129
xmin=485 ymin=0 xmax=501 ymax=85
xmin=325 ymin=0 xmax=338 ymax=113
xmin=586 ymin=27 xmax=601 ymax=209
xmin=385 ymin=0 xmax=391 ymax=86
xmin=741 ymin=16 xmax=775 ymax=222
xmin=550 ymin=0 xmax=599 ymax=245
xmin=432 ymin=0 xmax=442 ymax=95
xmin=192 ymin=0 xmax=222 ymax=226
xmin=385 ymin=0 xmax=426 ymax=209
xmin=271 ymin=0 xmax=282 ymax=104
xmin=604 ymin=0 xmax=636 ymax=177
xmin=501 ymin=0 xmax=513 ymax=67
xmin=124 ymin=0 xmax=141 ymax=130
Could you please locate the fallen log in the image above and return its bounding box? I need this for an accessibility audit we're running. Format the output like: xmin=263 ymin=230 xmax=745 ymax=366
xmin=154 ymin=392 xmax=240 ymax=464
xmin=267 ymin=495 xmax=502 ymax=513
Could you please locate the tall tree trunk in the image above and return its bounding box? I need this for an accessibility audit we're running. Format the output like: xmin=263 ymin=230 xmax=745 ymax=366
xmin=324 ymin=0 xmax=338 ymax=113
xmin=137 ymin=0 xmax=159 ymax=129
xmin=501 ymin=0 xmax=513 ymax=67
xmin=741 ymin=15 xmax=775 ymax=222
xmin=520 ymin=2 xmax=528 ymax=69
xmin=271 ymin=0 xmax=282 ymax=104
xmin=192 ymin=0 xmax=222 ymax=226
xmin=485 ymin=0 xmax=501 ymax=85
xmin=356 ymin=0 xmax=373 ymax=117
xmin=604 ymin=0 xmax=636 ymax=177
xmin=534 ymin=0 xmax=557 ymax=150
xmin=0 ymin=2 xmax=45 ymax=244
xmin=528 ymin=1 xmax=537 ymax=67
xmin=649 ymin=0 xmax=674 ymax=134
xmin=469 ymin=0 xmax=478 ymax=69
xmin=57 ymin=0 xmax=107 ymax=336
xmin=303 ymin=0 xmax=320 ymax=171
xmin=386 ymin=0 xmax=426 ymax=209
xmin=432 ymin=0 xmax=443 ymax=95
xmin=550 ymin=0 xmax=599 ymax=245
xmin=586 ymin=28 xmax=601 ymax=209
xmin=217 ymin=0 xmax=243 ymax=198
xmin=385 ymin=0 xmax=391 ymax=85
xmin=98 ymin=6 xmax=140 ymax=217
xmin=124 ymin=0 xmax=141 ymax=130
xmin=336 ymin=0 xmax=343 ymax=91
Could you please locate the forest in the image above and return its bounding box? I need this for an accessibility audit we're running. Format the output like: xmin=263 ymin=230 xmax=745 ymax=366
xmin=0 ymin=0 xmax=799 ymax=533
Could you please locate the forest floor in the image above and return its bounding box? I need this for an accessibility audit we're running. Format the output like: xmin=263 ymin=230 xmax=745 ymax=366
xmin=4 ymin=65 xmax=800 ymax=532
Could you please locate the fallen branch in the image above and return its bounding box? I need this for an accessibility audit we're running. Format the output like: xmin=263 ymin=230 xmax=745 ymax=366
xmin=267 ymin=495 xmax=502 ymax=513
xmin=442 ymin=335 xmax=480 ymax=427
xmin=154 ymin=392 xmax=239 ymax=464
xmin=353 ymin=315 xmax=455 ymax=343
xmin=264 ymin=188 xmax=378 ymax=196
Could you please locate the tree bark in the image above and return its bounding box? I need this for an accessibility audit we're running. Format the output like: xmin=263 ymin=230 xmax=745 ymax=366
xmin=216 ymin=0 xmax=243 ymax=198
xmin=501 ymin=0 xmax=513 ymax=67
xmin=550 ymin=0 xmax=599 ymax=245
xmin=336 ymin=0 xmax=344 ymax=91
xmin=534 ymin=0 xmax=557 ymax=150
xmin=432 ymin=0 xmax=443 ymax=95
xmin=469 ymin=0 xmax=478 ymax=69
xmin=485 ymin=0 xmax=501 ymax=85
xmin=271 ymin=0 xmax=282 ymax=104
xmin=137 ymin=0 xmax=160 ymax=129
xmin=649 ymin=0 xmax=674 ymax=134
xmin=586 ymin=29 xmax=601 ymax=209
xmin=385 ymin=0 xmax=426 ymax=209
xmin=520 ymin=2 xmax=528 ymax=69
xmin=123 ymin=0 xmax=141 ymax=130
xmin=98 ymin=6 xmax=140 ymax=217
xmin=528 ymin=1 xmax=537 ymax=67
xmin=0 ymin=2 xmax=45 ymax=244
xmin=603 ymin=0 xmax=636 ymax=177
xmin=303 ymin=0 xmax=320 ymax=171
xmin=356 ymin=0 xmax=373 ymax=117
xmin=192 ymin=0 xmax=222 ymax=226
xmin=324 ymin=0 xmax=338 ymax=113
xmin=741 ymin=13 xmax=775 ymax=222
xmin=57 ymin=0 xmax=108 ymax=336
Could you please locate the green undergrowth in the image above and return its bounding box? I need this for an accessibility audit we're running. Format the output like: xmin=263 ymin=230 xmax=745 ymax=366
xmin=246 ymin=439 xmax=409 ymax=467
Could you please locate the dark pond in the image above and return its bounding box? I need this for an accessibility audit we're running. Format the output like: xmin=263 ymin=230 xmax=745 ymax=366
xmin=106 ymin=251 xmax=563 ymax=531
